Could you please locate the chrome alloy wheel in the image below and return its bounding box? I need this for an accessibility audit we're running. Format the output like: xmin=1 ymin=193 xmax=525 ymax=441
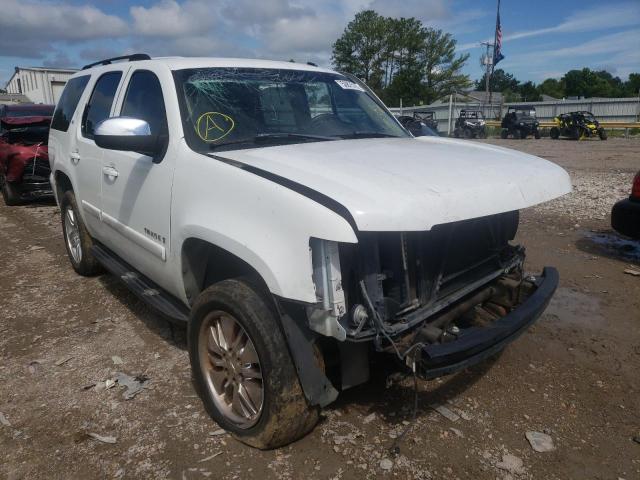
xmin=199 ymin=311 xmax=264 ymax=428
xmin=64 ymin=207 xmax=82 ymax=264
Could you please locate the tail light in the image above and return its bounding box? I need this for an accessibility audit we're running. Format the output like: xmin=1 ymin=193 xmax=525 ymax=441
xmin=632 ymin=172 xmax=640 ymax=199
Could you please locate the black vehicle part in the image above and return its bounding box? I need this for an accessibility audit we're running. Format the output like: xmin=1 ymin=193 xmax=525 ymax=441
xmin=611 ymin=198 xmax=640 ymax=239
xmin=417 ymin=267 xmax=558 ymax=378
xmin=91 ymin=244 xmax=189 ymax=322
xmin=82 ymin=53 xmax=151 ymax=70
xmin=338 ymin=210 xmax=521 ymax=341
xmin=210 ymin=154 xmax=359 ymax=232
xmin=1 ymin=175 xmax=21 ymax=205
xmin=276 ymin=300 xmax=339 ymax=407
xmin=189 ymin=279 xmax=319 ymax=449
xmin=60 ymin=191 xmax=103 ymax=276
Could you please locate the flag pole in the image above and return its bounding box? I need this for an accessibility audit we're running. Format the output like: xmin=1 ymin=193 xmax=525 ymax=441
xmin=489 ymin=0 xmax=501 ymax=118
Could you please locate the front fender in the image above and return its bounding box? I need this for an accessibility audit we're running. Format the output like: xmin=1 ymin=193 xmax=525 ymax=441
xmin=172 ymin=146 xmax=358 ymax=303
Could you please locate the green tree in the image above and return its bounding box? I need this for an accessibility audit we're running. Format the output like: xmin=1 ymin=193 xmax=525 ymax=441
xmin=475 ymin=68 xmax=519 ymax=92
xmin=419 ymin=28 xmax=471 ymax=103
xmin=537 ymin=78 xmax=564 ymax=99
xmin=332 ymin=11 xmax=470 ymax=105
xmin=332 ymin=10 xmax=388 ymax=92
xmin=624 ymin=73 xmax=640 ymax=97
xmin=562 ymin=68 xmax=619 ymax=98
xmin=518 ymin=81 xmax=541 ymax=102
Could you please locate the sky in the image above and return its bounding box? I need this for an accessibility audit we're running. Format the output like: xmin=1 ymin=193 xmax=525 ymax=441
xmin=1 ymin=0 xmax=638 ymax=88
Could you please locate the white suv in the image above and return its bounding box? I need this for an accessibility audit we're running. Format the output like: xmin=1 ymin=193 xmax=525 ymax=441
xmin=49 ymin=54 xmax=571 ymax=449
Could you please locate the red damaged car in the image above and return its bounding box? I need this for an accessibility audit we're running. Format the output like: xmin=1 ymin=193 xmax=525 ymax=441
xmin=0 ymin=104 xmax=55 ymax=205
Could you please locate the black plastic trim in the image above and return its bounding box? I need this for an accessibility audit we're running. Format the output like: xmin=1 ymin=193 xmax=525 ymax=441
xmin=82 ymin=53 xmax=151 ymax=70
xmin=92 ymin=244 xmax=190 ymax=323
xmin=419 ymin=266 xmax=559 ymax=379
xmin=210 ymin=154 xmax=359 ymax=232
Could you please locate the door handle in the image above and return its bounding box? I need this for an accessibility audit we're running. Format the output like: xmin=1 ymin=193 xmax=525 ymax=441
xmin=70 ymin=152 xmax=81 ymax=165
xmin=102 ymin=166 xmax=119 ymax=179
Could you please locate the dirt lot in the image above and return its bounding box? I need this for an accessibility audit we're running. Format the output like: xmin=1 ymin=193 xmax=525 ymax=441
xmin=1 ymin=137 xmax=639 ymax=479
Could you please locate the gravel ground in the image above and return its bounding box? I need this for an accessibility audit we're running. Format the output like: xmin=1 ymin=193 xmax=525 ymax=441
xmin=1 ymin=137 xmax=639 ymax=479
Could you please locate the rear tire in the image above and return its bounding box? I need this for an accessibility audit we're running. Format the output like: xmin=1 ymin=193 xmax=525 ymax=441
xmin=1 ymin=175 xmax=22 ymax=206
xmin=534 ymin=130 xmax=541 ymax=139
xmin=60 ymin=190 xmax=103 ymax=276
xmin=189 ymin=279 xmax=319 ymax=449
xmin=550 ymin=127 xmax=560 ymax=139
xmin=500 ymin=129 xmax=508 ymax=139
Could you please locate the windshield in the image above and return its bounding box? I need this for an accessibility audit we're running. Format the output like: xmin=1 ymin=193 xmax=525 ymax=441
xmin=463 ymin=111 xmax=483 ymax=119
xmin=173 ymin=68 xmax=408 ymax=152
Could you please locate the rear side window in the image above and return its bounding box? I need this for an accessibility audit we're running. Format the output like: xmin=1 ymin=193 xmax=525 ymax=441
xmin=120 ymin=70 xmax=168 ymax=135
xmin=82 ymin=71 xmax=122 ymax=139
xmin=50 ymin=75 xmax=90 ymax=132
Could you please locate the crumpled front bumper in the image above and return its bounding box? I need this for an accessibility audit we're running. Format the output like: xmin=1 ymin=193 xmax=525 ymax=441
xmin=418 ymin=267 xmax=559 ymax=379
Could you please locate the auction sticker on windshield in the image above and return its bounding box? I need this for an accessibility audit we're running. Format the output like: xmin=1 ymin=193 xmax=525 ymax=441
xmin=334 ymin=80 xmax=364 ymax=92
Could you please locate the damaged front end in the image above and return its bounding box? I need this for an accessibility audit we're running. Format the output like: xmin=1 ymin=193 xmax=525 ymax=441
xmin=0 ymin=116 xmax=53 ymax=200
xmin=308 ymin=210 xmax=558 ymax=381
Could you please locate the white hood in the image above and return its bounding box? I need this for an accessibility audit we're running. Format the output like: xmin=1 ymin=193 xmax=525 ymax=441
xmin=220 ymin=136 xmax=571 ymax=231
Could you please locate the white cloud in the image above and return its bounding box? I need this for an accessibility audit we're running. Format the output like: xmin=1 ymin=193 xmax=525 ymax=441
xmin=0 ymin=0 xmax=127 ymax=57
xmin=130 ymin=0 xmax=217 ymax=37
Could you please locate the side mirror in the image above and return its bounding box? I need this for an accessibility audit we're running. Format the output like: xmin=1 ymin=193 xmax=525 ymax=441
xmin=94 ymin=117 xmax=165 ymax=158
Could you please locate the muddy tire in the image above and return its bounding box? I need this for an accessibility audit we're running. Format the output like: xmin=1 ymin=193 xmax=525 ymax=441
xmin=1 ymin=175 xmax=22 ymax=206
xmin=60 ymin=190 xmax=103 ymax=276
xmin=534 ymin=130 xmax=541 ymax=139
xmin=550 ymin=127 xmax=559 ymax=139
xmin=189 ymin=279 xmax=319 ymax=449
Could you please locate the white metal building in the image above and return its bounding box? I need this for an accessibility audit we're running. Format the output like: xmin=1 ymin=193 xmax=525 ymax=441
xmin=4 ymin=67 xmax=78 ymax=105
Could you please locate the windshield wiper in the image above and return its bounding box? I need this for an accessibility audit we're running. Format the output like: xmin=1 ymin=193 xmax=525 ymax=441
xmin=209 ymin=133 xmax=336 ymax=150
xmin=338 ymin=131 xmax=400 ymax=139
xmin=255 ymin=133 xmax=337 ymax=142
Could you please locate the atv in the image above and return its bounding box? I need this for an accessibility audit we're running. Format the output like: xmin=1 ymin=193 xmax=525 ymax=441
xmin=412 ymin=110 xmax=438 ymax=131
xmin=453 ymin=110 xmax=486 ymax=139
xmin=550 ymin=111 xmax=607 ymax=140
xmin=500 ymin=106 xmax=540 ymax=139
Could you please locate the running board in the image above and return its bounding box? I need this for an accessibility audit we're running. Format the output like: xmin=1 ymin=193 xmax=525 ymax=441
xmin=91 ymin=244 xmax=190 ymax=323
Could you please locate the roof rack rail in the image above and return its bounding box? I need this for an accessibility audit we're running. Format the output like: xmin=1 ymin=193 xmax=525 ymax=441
xmin=82 ymin=53 xmax=151 ymax=70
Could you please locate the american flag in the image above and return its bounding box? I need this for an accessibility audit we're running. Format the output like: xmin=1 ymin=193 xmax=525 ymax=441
xmin=493 ymin=0 xmax=505 ymax=65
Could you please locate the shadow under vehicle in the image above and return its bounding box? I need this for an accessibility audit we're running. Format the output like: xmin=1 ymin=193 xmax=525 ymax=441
xmin=500 ymin=106 xmax=540 ymax=139
xmin=453 ymin=109 xmax=486 ymax=139
xmin=0 ymin=104 xmax=55 ymax=205
xmin=550 ymin=111 xmax=607 ymax=140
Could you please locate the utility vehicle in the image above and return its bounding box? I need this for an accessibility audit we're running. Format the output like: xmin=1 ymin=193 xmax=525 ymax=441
xmin=550 ymin=111 xmax=607 ymax=140
xmin=48 ymin=54 xmax=571 ymax=449
xmin=500 ymin=106 xmax=540 ymax=139
xmin=453 ymin=109 xmax=486 ymax=139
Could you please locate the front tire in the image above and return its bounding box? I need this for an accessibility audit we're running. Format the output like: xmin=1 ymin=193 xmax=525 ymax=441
xmin=60 ymin=190 xmax=103 ymax=276
xmin=534 ymin=130 xmax=541 ymax=139
xmin=1 ymin=175 xmax=22 ymax=206
xmin=463 ymin=128 xmax=472 ymax=139
xmin=500 ymin=129 xmax=508 ymax=139
xmin=550 ymin=127 xmax=560 ymax=139
xmin=189 ymin=279 xmax=319 ymax=449
xmin=599 ymin=128 xmax=607 ymax=140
